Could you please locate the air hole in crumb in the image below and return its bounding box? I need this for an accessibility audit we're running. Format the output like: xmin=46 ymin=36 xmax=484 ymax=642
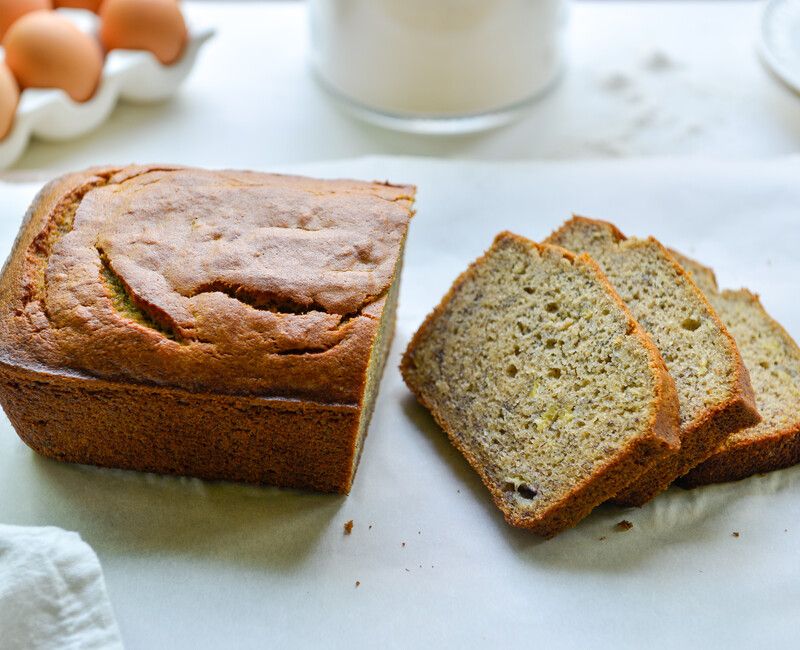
xmin=506 ymin=364 xmax=518 ymax=377
xmin=517 ymin=321 xmax=530 ymax=334
xmin=513 ymin=345 xmax=521 ymax=356
xmin=545 ymin=338 xmax=558 ymax=349
xmin=681 ymin=317 xmax=701 ymax=331
xmin=548 ymin=368 xmax=562 ymax=379
xmin=545 ymin=302 xmax=559 ymax=313
xmin=759 ymin=360 xmax=769 ymax=369
xmin=523 ymin=287 xmax=534 ymax=294
xmin=516 ymin=484 xmax=538 ymax=499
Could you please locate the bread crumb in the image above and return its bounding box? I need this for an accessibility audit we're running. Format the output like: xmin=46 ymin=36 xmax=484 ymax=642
xmin=643 ymin=50 xmax=675 ymax=73
xmin=368 ymin=525 xmax=372 ymax=530
xmin=598 ymin=536 xmax=607 ymax=541
xmin=599 ymin=72 xmax=632 ymax=93
xmin=732 ymin=531 xmax=740 ymax=538
xmin=355 ymin=580 xmax=360 ymax=588
xmin=401 ymin=542 xmax=406 ymax=547
xmin=615 ymin=520 xmax=633 ymax=532
xmin=344 ymin=520 xmax=353 ymax=535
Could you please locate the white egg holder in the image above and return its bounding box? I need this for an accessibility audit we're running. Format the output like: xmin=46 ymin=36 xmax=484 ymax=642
xmin=0 ymin=10 xmax=213 ymax=170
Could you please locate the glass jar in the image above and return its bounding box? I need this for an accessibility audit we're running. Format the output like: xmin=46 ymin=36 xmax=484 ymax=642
xmin=309 ymin=0 xmax=568 ymax=134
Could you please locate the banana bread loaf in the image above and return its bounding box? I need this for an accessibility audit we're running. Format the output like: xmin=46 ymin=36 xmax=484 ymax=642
xmin=401 ymin=232 xmax=680 ymax=537
xmin=0 ymin=165 xmax=415 ymax=493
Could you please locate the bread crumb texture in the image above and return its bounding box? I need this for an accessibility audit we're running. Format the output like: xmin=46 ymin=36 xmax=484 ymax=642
xmin=402 ymin=232 xmax=679 ymax=537
xmin=674 ymin=252 xmax=800 ymax=485
xmin=547 ymin=217 xmax=758 ymax=505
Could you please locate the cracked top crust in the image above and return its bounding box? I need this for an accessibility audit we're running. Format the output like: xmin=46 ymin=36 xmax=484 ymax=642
xmin=0 ymin=165 xmax=415 ymax=405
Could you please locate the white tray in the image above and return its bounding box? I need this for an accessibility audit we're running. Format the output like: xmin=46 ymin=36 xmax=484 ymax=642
xmin=0 ymin=10 xmax=213 ymax=170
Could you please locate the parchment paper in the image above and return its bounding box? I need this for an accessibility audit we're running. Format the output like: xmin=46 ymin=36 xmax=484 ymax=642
xmin=0 ymin=157 xmax=798 ymax=649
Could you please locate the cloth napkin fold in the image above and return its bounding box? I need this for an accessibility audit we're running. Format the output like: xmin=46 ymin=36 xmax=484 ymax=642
xmin=0 ymin=525 xmax=123 ymax=650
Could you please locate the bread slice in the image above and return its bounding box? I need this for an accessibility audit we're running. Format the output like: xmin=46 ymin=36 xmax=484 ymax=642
xmin=401 ymin=232 xmax=680 ymax=537
xmin=546 ymin=217 xmax=759 ymax=506
xmin=672 ymin=253 xmax=800 ymax=486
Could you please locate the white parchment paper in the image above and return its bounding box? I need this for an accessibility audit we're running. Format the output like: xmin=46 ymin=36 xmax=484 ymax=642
xmin=0 ymin=157 xmax=798 ymax=649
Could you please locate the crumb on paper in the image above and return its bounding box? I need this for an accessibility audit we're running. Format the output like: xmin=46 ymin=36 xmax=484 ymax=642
xmin=401 ymin=542 xmax=405 ymax=547
xmin=405 ymin=568 xmax=410 ymax=572
xmin=368 ymin=525 xmax=372 ymax=530
xmin=355 ymin=580 xmax=360 ymax=588
xmin=600 ymin=71 xmax=632 ymax=93
xmin=643 ymin=50 xmax=675 ymax=73
xmin=615 ymin=520 xmax=634 ymax=532
xmin=598 ymin=536 xmax=607 ymax=541
xmin=732 ymin=531 xmax=740 ymax=538
xmin=344 ymin=520 xmax=353 ymax=535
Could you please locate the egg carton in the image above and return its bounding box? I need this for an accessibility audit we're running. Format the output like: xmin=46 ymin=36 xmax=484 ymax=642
xmin=0 ymin=20 xmax=214 ymax=170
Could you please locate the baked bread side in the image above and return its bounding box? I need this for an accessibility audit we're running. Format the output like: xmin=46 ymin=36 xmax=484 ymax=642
xmin=401 ymin=232 xmax=680 ymax=538
xmin=672 ymin=253 xmax=800 ymax=486
xmin=547 ymin=217 xmax=759 ymax=506
xmin=0 ymin=166 xmax=415 ymax=492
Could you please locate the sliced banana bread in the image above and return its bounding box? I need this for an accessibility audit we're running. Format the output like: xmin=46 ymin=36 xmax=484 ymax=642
xmin=672 ymin=253 xmax=800 ymax=486
xmin=401 ymin=232 xmax=680 ymax=537
xmin=547 ymin=217 xmax=759 ymax=506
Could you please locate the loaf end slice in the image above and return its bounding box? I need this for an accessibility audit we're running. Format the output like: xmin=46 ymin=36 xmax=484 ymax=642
xmin=401 ymin=232 xmax=680 ymax=537
xmin=547 ymin=217 xmax=759 ymax=506
xmin=672 ymin=253 xmax=800 ymax=486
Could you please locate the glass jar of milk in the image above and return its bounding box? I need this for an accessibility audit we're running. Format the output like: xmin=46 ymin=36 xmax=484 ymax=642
xmin=309 ymin=0 xmax=568 ymax=134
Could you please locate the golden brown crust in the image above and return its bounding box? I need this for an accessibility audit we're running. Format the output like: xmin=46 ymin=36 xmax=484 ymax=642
xmin=547 ymin=217 xmax=760 ymax=507
xmin=401 ymin=231 xmax=680 ymax=537
xmin=677 ymin=423 xmax=800 ymax=487
xmin=0 ymin=361 xmax=361 ymax=493
xmin=0 ymin=166 xmax=414 ymax=492
xmin=0 ymin=165 xmax=415 ymax=405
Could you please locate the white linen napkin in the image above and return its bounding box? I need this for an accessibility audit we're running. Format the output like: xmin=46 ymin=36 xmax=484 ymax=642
xmin=0 ymin=525 xmax=123 ymax=650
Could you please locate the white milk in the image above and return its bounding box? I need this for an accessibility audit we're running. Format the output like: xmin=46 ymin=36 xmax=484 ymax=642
xmin=310 ymin=0 xmax=567 ymax=123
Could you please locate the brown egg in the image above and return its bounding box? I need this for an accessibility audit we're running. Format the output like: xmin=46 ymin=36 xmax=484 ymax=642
xmin=0 ymin=0 xmax=52 ymax=39
xmin=100 ymin=0 xmax=187 ymax=66
xmin=53 ymin=0 xmax=102 ymax=11
xmin=3 ymin=11 xmax=104 ymax=102
xmin=0 ymin=62 xmax=20 ymax=139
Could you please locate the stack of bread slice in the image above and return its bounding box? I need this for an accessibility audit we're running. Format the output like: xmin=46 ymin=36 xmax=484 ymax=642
xmin=402 ymin=218 xmax=800 ymax=538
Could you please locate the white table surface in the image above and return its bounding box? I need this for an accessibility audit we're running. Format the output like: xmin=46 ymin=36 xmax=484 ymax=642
xmin=3 ymin=0 xmax=800 ymax=176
